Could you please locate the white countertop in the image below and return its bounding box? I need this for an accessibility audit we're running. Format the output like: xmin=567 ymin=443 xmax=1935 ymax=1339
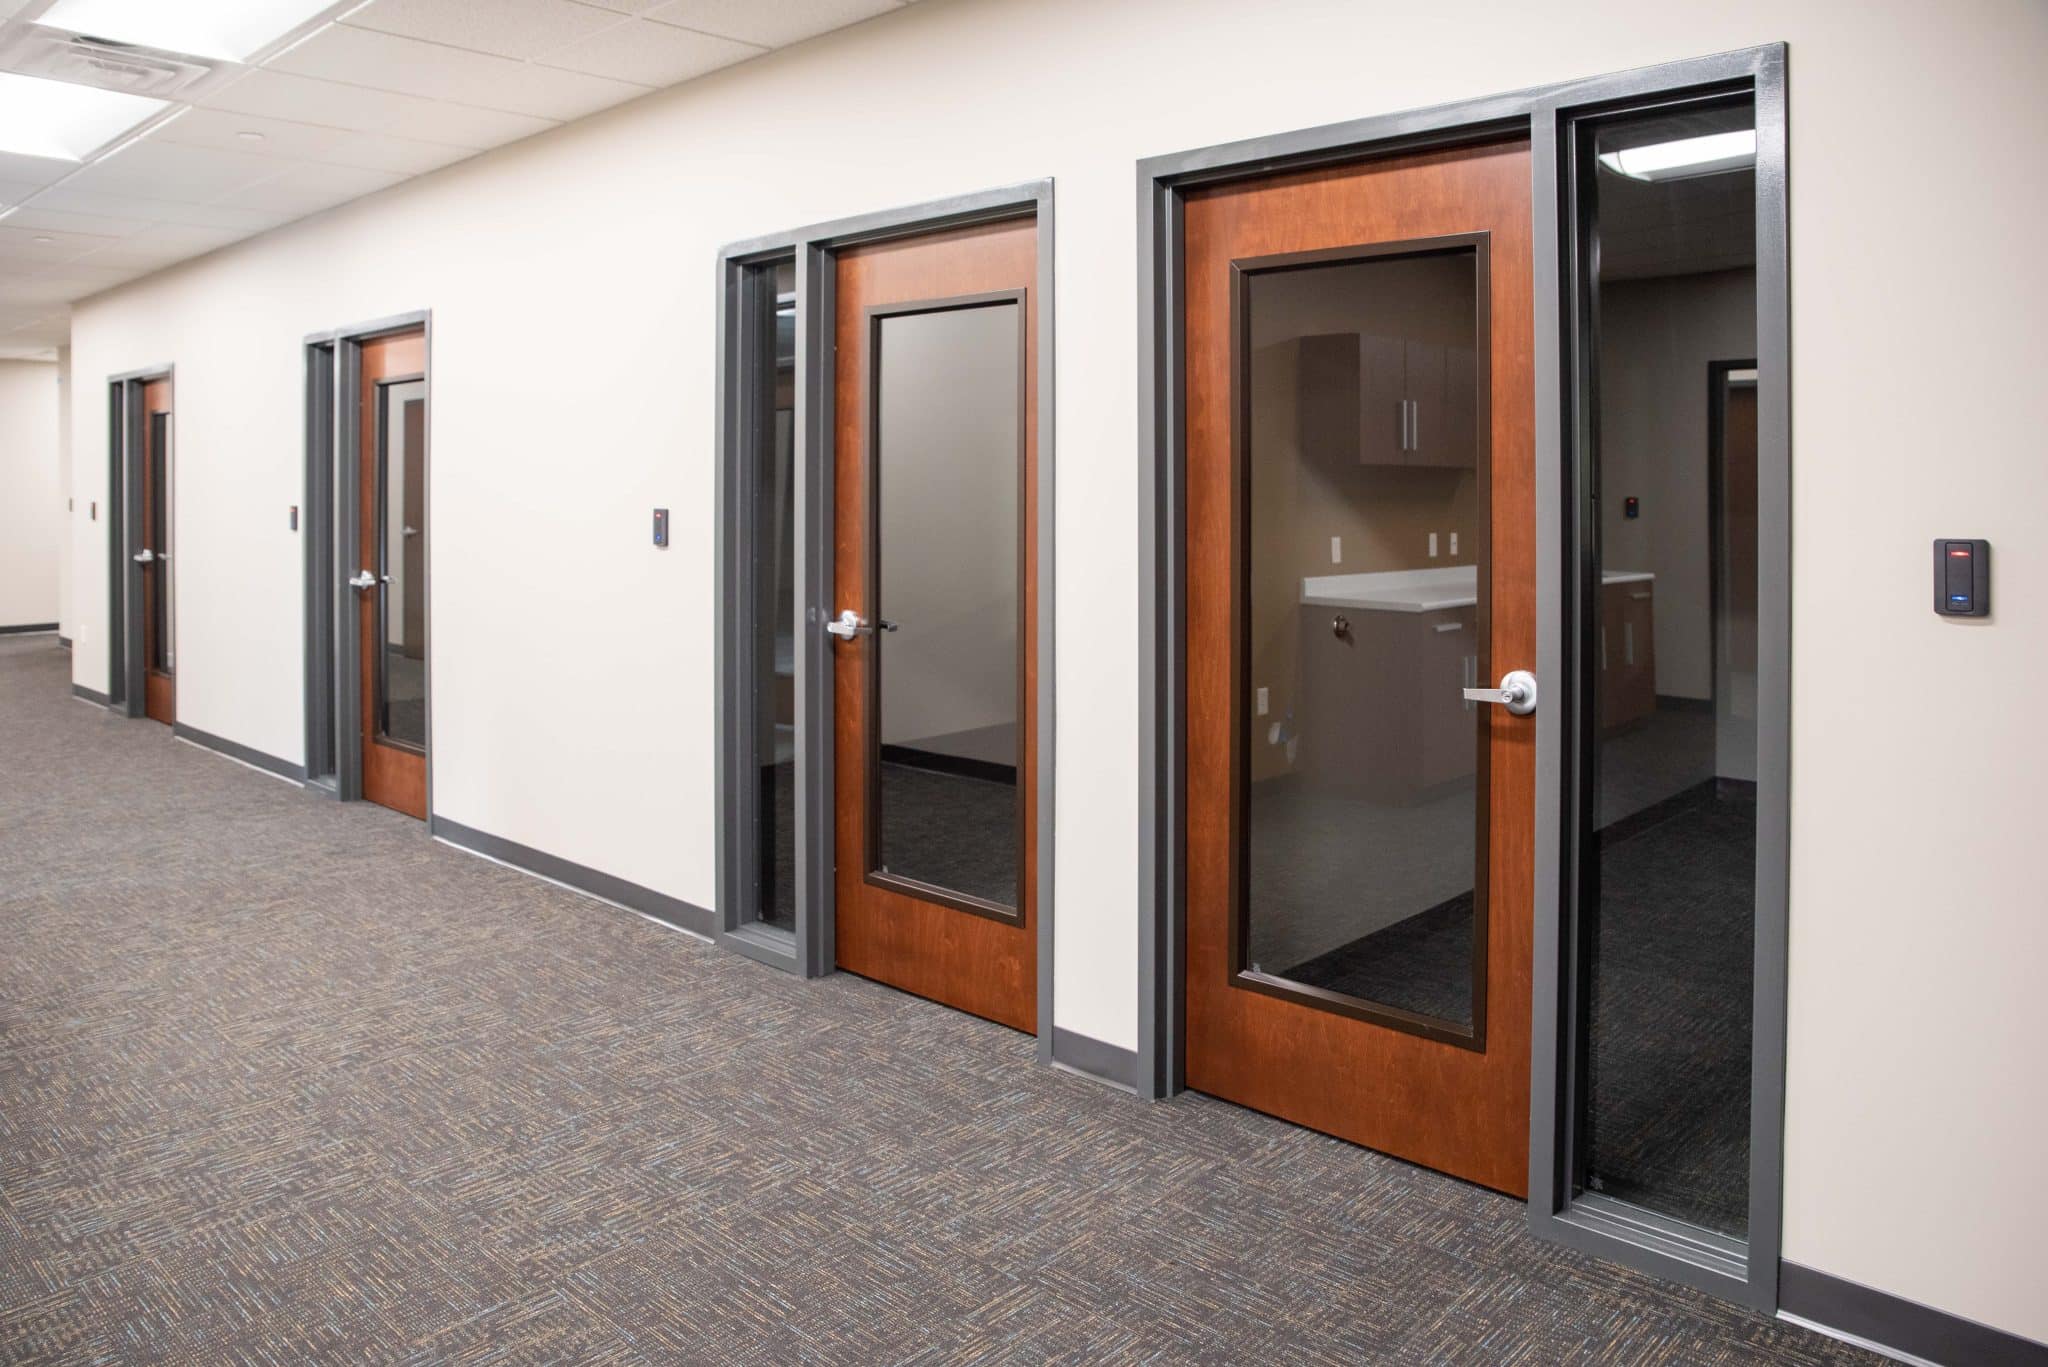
xmin=1301 ymin=565 xmax=1653 ymax=613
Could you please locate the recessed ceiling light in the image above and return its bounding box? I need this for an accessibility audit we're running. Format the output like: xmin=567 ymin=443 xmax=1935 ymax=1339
xmin=36 ymin=0 xmax=341 ymax=63
xmin=237 ymin=130 xmax=266 ymax=142
xmin=1598 ymin=129 xmax=1756 ymax=182
xmin=33 ymin=235 xmax=55 ymax=244
xmin=0 ymin=70 xmax=168 ymax=162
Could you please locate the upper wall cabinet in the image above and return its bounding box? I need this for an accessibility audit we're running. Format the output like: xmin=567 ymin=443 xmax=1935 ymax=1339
xmin=1296 ymin=331 xmax=1477 ymax=469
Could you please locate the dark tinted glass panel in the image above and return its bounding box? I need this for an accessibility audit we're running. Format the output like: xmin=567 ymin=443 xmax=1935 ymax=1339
xmin=376 ymin=378 xmax=426 ymax=750
xmin=752 ymin=260 xmax=797 ymax=931
xmin=1238 ymin=246 xmax=1487 ymax=1036
xmin=1580 ymin=97 xmax=1758 ymax=1237
xmin=870 ymin=301 xmax=1021 ymax=912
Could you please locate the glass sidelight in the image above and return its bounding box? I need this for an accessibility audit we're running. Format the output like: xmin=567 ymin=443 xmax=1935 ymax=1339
xmin=746 ymin=259 xmax=798 ymax=932
xmin=864 ymin=296 xmax=1025 ymax=916
xmin=1574 ymin=95 xmax=1761 ymax=1240
xmin=1234 ymin=240 xmax=1490 ymax=1043
xmin=374 ymin=377 xmax=426 ymax=751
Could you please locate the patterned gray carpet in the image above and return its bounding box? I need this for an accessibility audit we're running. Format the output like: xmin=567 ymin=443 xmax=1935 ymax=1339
xmin=0 ymin=636 xmax=1871 ymax=1364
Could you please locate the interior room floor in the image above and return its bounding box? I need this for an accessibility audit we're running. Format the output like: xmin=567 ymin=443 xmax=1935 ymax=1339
xmin=0 ymin=637 xmax=1869 ymax=1364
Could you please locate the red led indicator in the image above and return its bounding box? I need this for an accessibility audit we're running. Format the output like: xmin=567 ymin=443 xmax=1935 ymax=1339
xmin=1949 ymin=549 xmax=1971 ymax=556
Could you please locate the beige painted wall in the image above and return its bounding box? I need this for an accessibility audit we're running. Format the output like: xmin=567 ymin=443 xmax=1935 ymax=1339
xmin=0 ymin=359 xmax=61 ymax=629
xmin=59 ymin=0 xmax=2048 ymax=1342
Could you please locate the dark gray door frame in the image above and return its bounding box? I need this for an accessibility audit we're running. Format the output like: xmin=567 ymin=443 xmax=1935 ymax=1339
xmin=303 ymin=311 xmax=433 ymax=815
xmin=715 ymin=181 xmax=1058 ymax=1063
xmin=1134 ymin=46 xmax=1788 ymax=1311
xmin=106 ymin=364 xmax=173 ymax=716
xmin=302 ymin=338 xmax=338 ymax=793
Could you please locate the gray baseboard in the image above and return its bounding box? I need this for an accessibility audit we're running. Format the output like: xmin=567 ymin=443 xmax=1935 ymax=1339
xmin=430 ymin=816 xmax=715 ymax=939
xmin=71 ymin=682 xmax=111 ymax=706
xmin=1780 ymin=1262 xmax=2047 ymax=1367
xmin=0 ymin=622 xmax=58 ymax=635
xmin=172 ymin=722 xmax=308 ymax=783
xmin=1051 ymin=1027 xmax=1139 ymax=1091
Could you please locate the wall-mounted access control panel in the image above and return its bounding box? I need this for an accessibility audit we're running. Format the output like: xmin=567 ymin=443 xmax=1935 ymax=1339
xmin=1934 ymin=539 xmax=1990 ymax=616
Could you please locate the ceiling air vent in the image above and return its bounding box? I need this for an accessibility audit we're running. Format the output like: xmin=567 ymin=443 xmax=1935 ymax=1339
xmin=0 ymin=29 xmax=215 ymax=99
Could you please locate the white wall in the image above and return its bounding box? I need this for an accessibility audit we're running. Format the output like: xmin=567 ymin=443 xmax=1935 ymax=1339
xmin=0 ymin=359 xmax=61 ymax=629
xmin=62 ymin=0 xmax=2048 ymax=1344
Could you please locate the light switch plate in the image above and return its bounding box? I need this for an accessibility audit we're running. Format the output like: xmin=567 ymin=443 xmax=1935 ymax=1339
xmin=1329 ymin=536 xmax=1342 ymax=564
xmin=1449 ymin=531 xmax=1458 ymax=556
xmin=1256 ymin=686 xmax=1269 ymax=716
xmin=1428 ymin=532 xmax=1439 ymax=558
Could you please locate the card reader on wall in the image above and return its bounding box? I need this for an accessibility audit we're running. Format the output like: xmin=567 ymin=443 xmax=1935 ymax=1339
xmin=1934 ymin=539 xmax=1989 ymax=616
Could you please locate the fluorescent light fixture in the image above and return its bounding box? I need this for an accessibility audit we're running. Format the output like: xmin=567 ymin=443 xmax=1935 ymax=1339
xmin=0 ymin=70 xmax=167 ymax=161
xmin=1598 ymin=129 xmax=1756 ymax=182
xmin=36 ymin=0 xmax=341 ymax=63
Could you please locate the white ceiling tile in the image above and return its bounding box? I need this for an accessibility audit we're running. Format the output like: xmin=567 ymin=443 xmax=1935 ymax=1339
xmin=0 ymin=223 xmax=121 ymax=263
xmin=3 ymin=264 xmax=143 ymax=305
xmin=207 ymin=162 xmax=408 ymax=216
xmin=341 ymin=0 xmax=623 ymax=61
xmin=60 ymin=139 xmax=280 ymax=202
xmin=26 ymin=186 xmax=293 ymax=232
xmin=68 ymin=223 xmax=253 ymax=271
xmin=197 ymin=69 xmax=557 ymax=149
xmin=271 ymin=22 xmax=651 ymax=121
xmin=647 ymin=0 xmax=898 ymax=48
xmin=0 ymin=151 xmax=78 ymax=188
xmin=154 ymin=108 xmax=478 ymax=177
xmin=536 ymin=17 xmax=757 ymax=86
xmin=0 ymin=205 xmax=154 ymax=238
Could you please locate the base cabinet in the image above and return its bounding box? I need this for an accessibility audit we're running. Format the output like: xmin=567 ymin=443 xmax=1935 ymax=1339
xmin=1296 ymin=603 xmax=1479 ymax=803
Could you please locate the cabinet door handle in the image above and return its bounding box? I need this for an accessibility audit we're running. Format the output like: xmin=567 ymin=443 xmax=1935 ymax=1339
xmin=1432 ymin=621 xmax=1463 ymax=633
xmin=1629 ymin=590 xmax=1651 ymax=600
xmin=1624 ymin=622 xmax=1635 ymax=666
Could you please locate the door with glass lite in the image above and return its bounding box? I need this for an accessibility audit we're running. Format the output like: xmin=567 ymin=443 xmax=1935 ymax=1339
xmin=137 ymin=376 xmax=175 ymax=725
xmin=830 ymin=217 xmax=1038 ymax=1032
xmin=1182 ymin=140 xmax=1535 ymax=1195
xmin=353 ymin=329 xmax=428 ymax=819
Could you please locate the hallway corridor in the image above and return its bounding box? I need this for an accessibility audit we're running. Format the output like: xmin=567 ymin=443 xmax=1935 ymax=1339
xmin=0 ymin=636 xmax=1866 ymax=1363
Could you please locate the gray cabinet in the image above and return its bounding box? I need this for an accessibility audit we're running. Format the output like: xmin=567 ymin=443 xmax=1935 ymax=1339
xmin=1294 ymin=333 xmax=1477 ymax=469
xmin=1296 ymin=602 xmax=1479 ymax=803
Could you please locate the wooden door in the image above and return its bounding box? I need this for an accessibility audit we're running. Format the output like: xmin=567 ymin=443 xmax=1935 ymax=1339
xmin=831 ymin=217 xmax=1038 ymax=1033
xmin=356 ymin=330 xmax=428 ymax=820
xmin=1182 ymin=140 xmax=1535 ymax=1195
xmin=138 ymin=377 xmax=174 ymax=725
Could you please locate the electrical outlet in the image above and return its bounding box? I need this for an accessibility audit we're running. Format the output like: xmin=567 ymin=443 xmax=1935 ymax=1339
xmin=1256 ymin=686 xmax=1269 ymax=717
xmin=1330 ymin=536 xmax=1342 ymax=564
xmin=1428 ymin=532 xmax=1439 ymax=558
xmin=1449 ymin=531 xmax=1458 ymax=556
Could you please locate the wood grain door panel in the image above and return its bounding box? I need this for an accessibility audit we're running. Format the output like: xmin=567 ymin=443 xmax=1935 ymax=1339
xmin=357 ymin=330 xmax=428 ymax=821
xmin=832 ymin=218 xmax=1038 ymax=1034
xmin=1183 ymin=140 xmax=1535 ymax=1195
xmin=139 ymin=377 xmax=174 ymax=726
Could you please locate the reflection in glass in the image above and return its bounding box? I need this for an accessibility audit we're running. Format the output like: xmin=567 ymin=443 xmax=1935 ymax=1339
xmin=1240 ymin=246 xmax=1486 ymax=1036
xmin=870 ymin=301 xmax=1021 ymax=912
xmin=752 ymin=261 xmax=798 ymax=931
xmin=1580 ymin=97 xmax=1758 ymax=1237
xmin=376 ymin=378 xmax=427 ymax=750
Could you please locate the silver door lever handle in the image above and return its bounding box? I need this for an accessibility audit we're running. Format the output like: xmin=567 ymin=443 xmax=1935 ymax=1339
xmin=347 ymin=569 xmax=377 ymax=590
xmin=132 ymin=548 xmax=154 ymax=564
xmin=825 ymin=609 xmax=898 ymax=639
xmin=1463 ymin=669 xmax=1538 ymax=716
